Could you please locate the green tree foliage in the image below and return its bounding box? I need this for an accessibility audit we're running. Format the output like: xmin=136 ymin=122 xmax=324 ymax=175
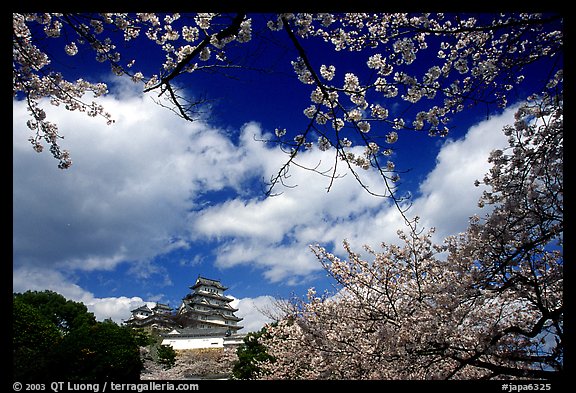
xmin=15 ymin=290 xmax=96 ymax=332
xmin=131 ymin=327 xmax=156 ymax=347
xmin=13 ymin=290 xmax=143 ymax=381
xmin=12 ymin=298 xmax=61 ymax=380
xmin=50 ymin=319 xmax=143 ymax=380
xmin=156 ymin=344 xmax=177 ymax=369
xmin=232 ymin=327 xmax=275 ymax=380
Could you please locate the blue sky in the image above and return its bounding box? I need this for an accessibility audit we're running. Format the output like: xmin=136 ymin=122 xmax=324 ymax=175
xmin=12 ymin=13 xmax=552 ymax=333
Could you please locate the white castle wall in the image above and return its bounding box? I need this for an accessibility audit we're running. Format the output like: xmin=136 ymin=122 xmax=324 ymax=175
xmin=162 ymin=336 xmax=225 ymax=350
xmin=161 ymin=334 xmax=244 ymax=350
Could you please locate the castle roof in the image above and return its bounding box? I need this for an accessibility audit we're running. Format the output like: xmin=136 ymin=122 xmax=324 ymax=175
xmin=185 ymin=290 xmax=234 ymax=303
xmin=184 ymin=297 xmax=238 ymax=311
xmin=191 ymin=276 xmax=228 ymax=291
xmin=152 ymin=303 xmax=173 ymax=311
xmin=130 ymin=304 xmax=153 ymax=313
xmin=179 ymin=303 xmax=243 ymax=321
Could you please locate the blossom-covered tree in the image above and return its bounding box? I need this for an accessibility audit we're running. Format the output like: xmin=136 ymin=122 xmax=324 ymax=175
xmin=13 ymin=12 xmax=562 ymax=202
xmin=14 ymin=12 xmax=563 ymax=381
xmin=255 ymin=94 xmax=563 ymax=380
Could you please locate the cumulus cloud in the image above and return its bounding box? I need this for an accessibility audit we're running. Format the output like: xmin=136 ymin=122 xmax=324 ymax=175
xmin=12 ymin=265 xmax=149 ymax=323
xmin=13 ymin=90 xmax=252 ymax=273
xmin=191 ymin=128 xmax=392 ymax=282
xmin=231 ymin=295 xmax=279 ymax=333
xmin=13 ymin=88 xmax=269 ymax=322
xmin=13 ymin=80 xmax=518 ymax=325
xmin=190 ymin=107 xmax=516 ymax=279
xmin=410 ymin=106 xmax=516 ymax=242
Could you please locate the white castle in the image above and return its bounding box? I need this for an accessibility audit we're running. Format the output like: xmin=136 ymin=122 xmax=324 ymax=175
xmin=125 ymin=276 xmax=245 ymax=350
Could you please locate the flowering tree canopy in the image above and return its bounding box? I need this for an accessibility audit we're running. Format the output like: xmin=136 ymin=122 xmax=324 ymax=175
xmin=13 ymin=12 xmax=562 ymax=201
xmin=256 ymin=95 xmax=563 ymax=379
xmin=14 ymin=12 xmax=563 ymax=380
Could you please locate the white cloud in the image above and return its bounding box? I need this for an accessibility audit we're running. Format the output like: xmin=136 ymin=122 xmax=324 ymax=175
xmin=189 ymin=107 xmax=517 ymax=279
xmin=12 ymin=265 xmax=148 ymax=323
xmin=190 ymin=127 xmax=393 ymax=281
xmin=13 ymin=80 xmax=520 ymax=320
xmin=13 ymin=88 xmax=279 ymax=323
xmin=409 ymin=107 xmax=516 ymax=242
xmin=13 ymin=266 xmax=90 ymax=302
xmin=232 ymin=295 xmax=279 ymax=333
xmin=87 ymin=297 xmax=156 ymax=324
xmin=13 ymin=90 xmax=254 ymax=273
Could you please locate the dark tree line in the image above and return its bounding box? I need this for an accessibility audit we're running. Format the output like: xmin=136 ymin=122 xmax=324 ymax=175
xmin=13 ymin=290 xmax=147 ymax=381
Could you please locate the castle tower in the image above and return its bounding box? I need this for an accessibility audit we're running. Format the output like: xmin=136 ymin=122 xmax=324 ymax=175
xmin=175 ymin=276 xmax=243 ymax=333
xmin=124 ymin=302 xmax=175 ymax=330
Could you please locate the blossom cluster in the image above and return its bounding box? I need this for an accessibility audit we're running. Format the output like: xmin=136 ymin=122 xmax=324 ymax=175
xmin=14 ymin=12 xmax=562 ymax=186
xmin=14 ymin=13 xmax=116 ymax=168
xmin=268 ymin=13 xmax=561 ymax=187
xmin=140 ymin=346 xmax=239 ymax=380
xmin=255 ymin=96 xmax=563 ymax=379
xmin=14 ymin=12 xmax=254 ymax=167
